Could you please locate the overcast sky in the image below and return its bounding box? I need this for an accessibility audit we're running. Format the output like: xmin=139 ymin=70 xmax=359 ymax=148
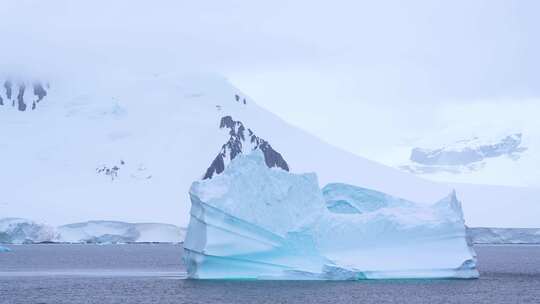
xmin=2 ymin=0 xmax=539 ymax=162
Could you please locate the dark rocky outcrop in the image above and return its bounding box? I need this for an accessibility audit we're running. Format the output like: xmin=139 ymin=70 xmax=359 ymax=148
xmin=1 ymin=80 xmax=48 ymax=111
xmin=4 ymin=81 xmax=12 ymax=100
xmin=32 ymin=83 xmax=47 ymax=109
xmin=203 ymin=116 xmax=289 ymax=179
xmin=17 ymin=83 xmax=26 ymax=111
xmin=96 ymin=160 xmax=125 ymax=181
xmin=33 ymin=83 xmax=47 ymax=103
xmin=233 ymin=93 xmax=247 ymax=105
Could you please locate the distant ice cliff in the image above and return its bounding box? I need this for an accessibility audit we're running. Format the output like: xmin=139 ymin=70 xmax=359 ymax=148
xmin=0 ymin=218 xmax=185 ymax=244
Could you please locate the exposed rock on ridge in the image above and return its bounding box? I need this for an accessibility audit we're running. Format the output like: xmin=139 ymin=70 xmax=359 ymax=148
xmin=203 ymin=116 xmax=289 ymax=179
xmin=0 ymin=79 xmax=48 ymax=111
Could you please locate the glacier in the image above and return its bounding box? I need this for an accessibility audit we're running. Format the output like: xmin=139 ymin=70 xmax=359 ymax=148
xmin=183 ymin=151 xmax=479 ymax=280
xmin=468 ymin=227 xmax=540 ymax=244
xmin=0 ymin=218 xmax=185 ymax=244
xmin=57 ymin=221 xmax=185 ymax=244
xmin=0 ymin=218 xmax=57 ymax=244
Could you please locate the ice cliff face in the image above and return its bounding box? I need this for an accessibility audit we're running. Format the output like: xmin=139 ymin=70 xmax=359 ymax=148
xmin=0 ymin=79 xmax=48 ymax=111
xmin=0 ymin=218 xmax=57 ymax=244
xmin=323 ymin=183 xmax=414 ymax=214
xmin=0 ymin=218 xmax=185 ymax=244
xmin=468 ymin=227 xmax=540 ymax=244
xmin=183 ymin=151 xmax=478 ymax=280
xmin=203 ymin=116 xmax=289 ymax=179
xmin=57 ymin=221 xmax=185 ymax=244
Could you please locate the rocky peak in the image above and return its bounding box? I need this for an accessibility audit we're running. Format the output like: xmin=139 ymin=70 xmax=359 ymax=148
xmin=203 ymin=116 xmax=289 ymax=179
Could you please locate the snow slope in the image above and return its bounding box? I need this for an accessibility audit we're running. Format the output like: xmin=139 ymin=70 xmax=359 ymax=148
xmin=1 ymin=69 xmax=538 ymax=228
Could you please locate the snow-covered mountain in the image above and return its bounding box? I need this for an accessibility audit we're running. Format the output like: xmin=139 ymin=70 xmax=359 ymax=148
xmin=1 ymin=70 xmax=538 ymax=228
xmin=403 ymin=133 xmax=526 ymax=173
xmin=394 ymin=129 xmax=539 ymax=188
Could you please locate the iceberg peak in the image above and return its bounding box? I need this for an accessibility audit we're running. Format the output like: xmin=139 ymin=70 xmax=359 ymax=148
xmin=434 ymin=189 xmax=465 ymax=221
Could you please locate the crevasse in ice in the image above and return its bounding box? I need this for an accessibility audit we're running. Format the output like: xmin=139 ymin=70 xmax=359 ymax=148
xmin=183 ymin=150 xmax=479 ymax=280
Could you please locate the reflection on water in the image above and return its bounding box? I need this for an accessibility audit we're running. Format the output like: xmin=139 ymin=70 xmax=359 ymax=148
xmin=1 ymin=244 xmax=539 ymax=304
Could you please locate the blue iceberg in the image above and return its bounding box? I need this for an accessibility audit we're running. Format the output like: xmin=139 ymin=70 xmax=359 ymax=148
xmin=183 ymin=151 xmax=478 ymax=280
xmin=0 ymin=245 xmax=11 ymax=252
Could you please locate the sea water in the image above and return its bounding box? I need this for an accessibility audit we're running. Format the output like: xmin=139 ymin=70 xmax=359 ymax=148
xmin=0 ymin=244 xmax=539 ymax=304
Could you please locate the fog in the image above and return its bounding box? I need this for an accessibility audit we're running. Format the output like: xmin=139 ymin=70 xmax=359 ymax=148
xmin=2 ymin=0 xmax=539 ymax=162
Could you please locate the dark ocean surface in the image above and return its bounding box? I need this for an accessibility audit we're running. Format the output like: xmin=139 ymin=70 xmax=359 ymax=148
xmin=1 ymin=244 xmax=539 ymax=304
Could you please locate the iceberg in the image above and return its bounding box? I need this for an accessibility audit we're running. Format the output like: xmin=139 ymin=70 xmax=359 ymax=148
xmin=183 ymin=151 xmax=478 ymax=280
xmin=0 ymin=245 xmax=11 ymax=252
